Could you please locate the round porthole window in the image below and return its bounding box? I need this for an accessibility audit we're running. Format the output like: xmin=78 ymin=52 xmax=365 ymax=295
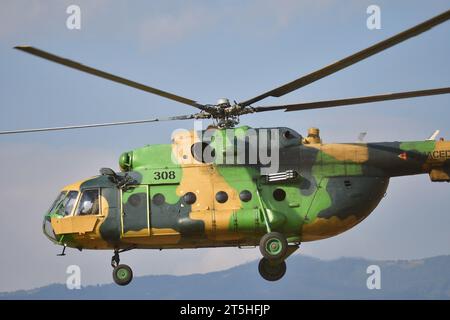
xmin=152 ymin=193 xmax=165 ymax=206
xmin=128 ymin=194 xmax=142 ymax=207
xmin=183 ymin=192 xmax=197 ymax=205
xmin=239 ymin=190 xmax=252 ymax=202
xmin=273 ymin=188 xmax=286 ymax=201
xmin=215 ymin=191 xmax=228 ymax=203
xmin=283 ymin=130 xmax=294 ymax=139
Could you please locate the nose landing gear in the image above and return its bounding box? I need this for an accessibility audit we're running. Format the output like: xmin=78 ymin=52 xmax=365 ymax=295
xmin=111 ymin=248 xmax=133 ymax=286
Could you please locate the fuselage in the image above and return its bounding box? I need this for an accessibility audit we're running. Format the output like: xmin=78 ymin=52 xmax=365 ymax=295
xmin=43 ymin=126 xmax=450 ymax=250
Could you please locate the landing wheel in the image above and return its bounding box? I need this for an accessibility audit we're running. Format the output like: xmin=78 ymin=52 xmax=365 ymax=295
xmin=259 ymin=232 xmax=288 ymax=260
xmin=258 ymin=258 xmax=286 ymax=282
xmin=113 ymin=264 xmax=133 ymax=286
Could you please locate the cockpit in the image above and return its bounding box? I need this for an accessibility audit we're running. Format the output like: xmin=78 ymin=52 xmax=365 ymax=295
xmin=48 ymin=189 xmax=100 ymax=216
xmin=48 ymin=191 xmax=78 ymax=216
xmin=43 ymin=187 xmax=101 ymax=242
xmin=42 ymin=170 xmax=136 ymax=246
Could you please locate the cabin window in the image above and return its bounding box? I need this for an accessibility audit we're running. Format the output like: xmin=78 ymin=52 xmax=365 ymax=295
xmin=152 ymin=193 xmax=165 ymax=206
xmin=76 ymin=189 xmax=100 ymax=215
xmin=128 ymin=194 xmax=142 ymax=207
xmin=283 ymin=130 xmax=294 ymax=139
xmin=239 ymin=190 xmax=252 ymax=202
xmin=273 ymin=188 xmax=286 ymax=201
xmin=184 ymin=192 xmax=197 ymax=205
xmin=215 ymin=191 xmax=228 ymax=203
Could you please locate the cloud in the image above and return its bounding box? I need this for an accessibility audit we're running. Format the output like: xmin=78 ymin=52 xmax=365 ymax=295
xmin=0 ymin=0 xmax=108 ymax=40
xmin=138 ymin=6 xmax=216 ymax=50
xmin=137 ymin=0 xmax=339 ymax=50
xmin=0 ymin=0 xmax=48 ymax=39
xmin=242 ymin=0 xmax=337 ymax=29
xmin=1 ymin=0 xmax=339 ymax=49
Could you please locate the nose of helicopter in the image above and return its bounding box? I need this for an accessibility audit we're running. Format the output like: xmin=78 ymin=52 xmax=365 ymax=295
xmin=42 ymin=179 xmax=87 ymax=243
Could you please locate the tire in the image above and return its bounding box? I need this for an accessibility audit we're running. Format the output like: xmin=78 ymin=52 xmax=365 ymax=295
xmin=259 ymin=232 xmax=288 ymax=260
xmin=113 ymin=264 xmax=133 ymax=286
xmin=258 ymin=258 xmax=287 ymax=282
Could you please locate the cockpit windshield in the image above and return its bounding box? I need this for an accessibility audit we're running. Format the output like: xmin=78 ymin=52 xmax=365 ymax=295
xmin=48 ymin=191 xmax=66 ymax=213
xmin=49 ymin=191 xmax=79 ymax=216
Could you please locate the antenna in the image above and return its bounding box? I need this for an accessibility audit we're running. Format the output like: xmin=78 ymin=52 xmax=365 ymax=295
xmin=357 ymin=132 xmax=367 ymax=142
xmin=427 ymin=130 xmax=440 ymax=141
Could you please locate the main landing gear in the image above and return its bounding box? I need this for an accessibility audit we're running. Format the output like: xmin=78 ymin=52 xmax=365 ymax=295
xmin=111 ymin=249 xmax=133 ymax=286
xmin=258 ymin=231 xmax=298 ymax=282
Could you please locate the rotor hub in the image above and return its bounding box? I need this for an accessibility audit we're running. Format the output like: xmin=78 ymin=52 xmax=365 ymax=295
xmin=216 ymin=98 xmax=230 ymax=107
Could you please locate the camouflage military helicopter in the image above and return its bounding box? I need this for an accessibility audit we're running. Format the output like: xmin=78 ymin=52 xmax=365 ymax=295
xmin=2 ymin=10 xmax=450 ymax=285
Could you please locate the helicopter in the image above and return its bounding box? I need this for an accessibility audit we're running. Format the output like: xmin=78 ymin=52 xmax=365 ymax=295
xmin=1 ymin=9 xmax=450 ymax=285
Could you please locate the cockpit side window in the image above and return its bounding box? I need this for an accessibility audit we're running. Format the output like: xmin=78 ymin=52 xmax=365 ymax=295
xmin=76 ymin=189 xmax=100 ymax=216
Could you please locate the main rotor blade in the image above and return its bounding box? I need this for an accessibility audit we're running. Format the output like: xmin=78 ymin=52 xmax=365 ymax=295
xmin=14 ymin=46 xmax=206 ymax=110
xmin=0 ymin=114 xmax=199 ymax=135
xmin=253 ymin=87 xmax=450 ymax=112
xmin=240 ymin=9 xmax=450 ymax=107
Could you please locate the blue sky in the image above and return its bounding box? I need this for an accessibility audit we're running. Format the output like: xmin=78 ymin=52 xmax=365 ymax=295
xmin=0 ymin=0 xmax=449 ymax=292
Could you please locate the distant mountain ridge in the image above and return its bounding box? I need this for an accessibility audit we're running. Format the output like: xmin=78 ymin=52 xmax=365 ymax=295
xmin=2 ymin=255 xmax=450 ymax=299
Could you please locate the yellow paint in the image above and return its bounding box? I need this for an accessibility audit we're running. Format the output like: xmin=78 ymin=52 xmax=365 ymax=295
xmin=123 ymin=229 xmax=150 ymax=237
xmin=61 ymin=177 xmax=93 ymax=192
xmin=171 ymin=129 xmax=242 ymax=239
xmin=427 ymin=140 xmax=450 ymax=164
xmin=429 ymin=168 xmax=450 ymax=181
xmin=213 ymin=210 xmax=236 ymax=240
xmin=301 ymin=215 xmax=363 ymax=241
xmin=122 ymin=228 xmax=181 ymax=245
xmin=151 ymin=227 xmax=180 ymax=235
xmin=121 ymin=236 xmax=181 ymax=246
xmin=53 ymin=194 xmax=112 ymax=249
xmin=52 ymin=215 xmax=98 ymax=235
xmin=307 ymin=143 xmax=369 ymax=163
xmin=68 ymin=237 xmax=112 ymax=249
